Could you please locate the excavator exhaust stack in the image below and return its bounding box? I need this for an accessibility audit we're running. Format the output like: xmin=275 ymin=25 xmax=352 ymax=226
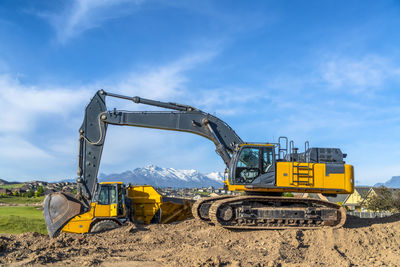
xmin=43 ymin=192 xmax=83 ymax=237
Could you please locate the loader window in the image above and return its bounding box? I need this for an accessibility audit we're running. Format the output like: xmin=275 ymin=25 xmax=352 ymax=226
xmin=97 ymin=185 xmax=118 ymax=205
xmin=98 ymin=186 xmax=110 ymax=205
xmin=110 ymin=186 xmax=117 ymax=204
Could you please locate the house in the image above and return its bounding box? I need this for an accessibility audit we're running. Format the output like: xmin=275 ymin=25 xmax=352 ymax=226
xmin=11 ymin=187 xmax=27 ymax=195
xmin=361 ymin=187 xmax=400 ymax=212
xmin=326 ymin=194 xmax=349 ymax=205
xmin=20 ymin=185 xmax=30 ymax=192
xmin=0 ymin=188 xmax=12 ymax=196
xmin=343 ymin=186 xmax=371 ymax=211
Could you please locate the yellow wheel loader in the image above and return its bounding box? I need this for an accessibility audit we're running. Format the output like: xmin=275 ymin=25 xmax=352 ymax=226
xmin=44 ymin=90 xmax=354 ymax=237
xmin=55 ymin=183 xmax=192 ymax=235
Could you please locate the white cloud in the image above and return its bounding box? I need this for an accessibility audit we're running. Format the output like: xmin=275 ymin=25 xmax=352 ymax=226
xmin=320 ymin=55 xmax=400 ymax=93
xmin=0 ymin=50 xmax=214 ymax=135
xmin=191 ymin=87 xmax=266 ymax=116
xmin=0 ymin=75 xmax=91 ymax=133
xmin=0 ymin=51 xmax=224 ymax=180
xmin=42 ymin=0 xmax=144 ymax=43
xmin=97 ymin=51 xmax=217 ymax=114
xmin=0 ymin=135 xmax=52 ymax=160
xmin=0 ymin=75 xmax=91 ymax=180
xmin=0 ymin=135 xmax=57 ymax=181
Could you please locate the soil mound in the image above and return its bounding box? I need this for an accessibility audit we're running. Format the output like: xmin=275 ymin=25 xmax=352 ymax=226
xmin=1 ymin=215 xmax=400 ymax=266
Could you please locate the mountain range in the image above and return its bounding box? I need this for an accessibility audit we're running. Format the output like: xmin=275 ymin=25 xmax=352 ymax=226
xmin=98 ymin=165 xmax=225 ymax=188
xmin=0 ymin=178 xmax=18 ymax=185
xmin=4 ymin=167 xmax=399 ymax=189
xmin=374 ymin=176 xmax=400 ymax=188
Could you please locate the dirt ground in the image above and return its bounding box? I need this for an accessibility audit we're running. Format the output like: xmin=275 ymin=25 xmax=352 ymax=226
xmin=1 ymin=215 xmax=400 ymax=267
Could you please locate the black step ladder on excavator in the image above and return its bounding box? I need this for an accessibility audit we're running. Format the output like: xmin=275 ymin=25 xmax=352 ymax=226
xmin=290 ymin=141 xmax=314 ymax=186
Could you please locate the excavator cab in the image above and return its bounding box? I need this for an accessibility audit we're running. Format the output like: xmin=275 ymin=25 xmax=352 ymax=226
xmin=230 ymin=144 xmax=276 ymax=186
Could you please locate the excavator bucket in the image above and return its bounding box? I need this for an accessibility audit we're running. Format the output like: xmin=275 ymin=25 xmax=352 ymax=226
xmin=43 ymin=192 xmax=83 ymax=238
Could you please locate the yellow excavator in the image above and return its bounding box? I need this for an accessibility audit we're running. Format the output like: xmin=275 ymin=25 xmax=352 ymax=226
xmin=44 ymin=90 xmax=353 ymax=237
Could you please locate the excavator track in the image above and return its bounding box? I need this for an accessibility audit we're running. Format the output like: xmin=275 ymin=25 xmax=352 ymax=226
xmin=208 ymin=196 xmax=346 ymax=230
xmin=192 ymin=195 xmax=234 ymax=222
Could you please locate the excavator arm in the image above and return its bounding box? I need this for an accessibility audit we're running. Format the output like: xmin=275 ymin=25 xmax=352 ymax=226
xmin=44 ymin=90 xmax=243 ymax=236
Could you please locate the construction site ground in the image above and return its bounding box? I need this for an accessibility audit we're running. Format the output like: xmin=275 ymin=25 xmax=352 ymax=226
xmin=1 ymin=215 xmax=399 ymax=266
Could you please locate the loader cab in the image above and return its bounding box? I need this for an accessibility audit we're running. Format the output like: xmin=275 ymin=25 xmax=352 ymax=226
xmin=230 ymin=144 xmax=276 ymax=186
xmin=92 ymin=182 xmax=125 ymax=217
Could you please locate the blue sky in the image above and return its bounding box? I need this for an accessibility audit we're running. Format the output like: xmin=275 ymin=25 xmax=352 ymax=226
xmin=1 ymin=0 xmax=400 ymax=185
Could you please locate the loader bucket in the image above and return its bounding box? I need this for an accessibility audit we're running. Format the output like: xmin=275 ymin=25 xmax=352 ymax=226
xmin=43 ymin=192 xmax=83 ymax=238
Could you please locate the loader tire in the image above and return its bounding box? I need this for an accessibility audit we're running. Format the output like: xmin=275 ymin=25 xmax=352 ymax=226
xmin=90 ymin=220 xmax=119 ymax=233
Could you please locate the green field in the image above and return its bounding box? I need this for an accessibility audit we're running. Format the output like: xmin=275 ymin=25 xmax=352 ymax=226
xmin=0 ymin=183 xmax=25 ymax=189
xmin=0 ymin=206 xmax=47 ymax=234
xmin=0 ymin=196 xmax=45 ymax=204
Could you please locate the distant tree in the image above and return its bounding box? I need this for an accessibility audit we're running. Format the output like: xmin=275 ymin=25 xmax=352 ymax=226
xmin=26 ymin=189 xmax=34 ymax=198
xmin=35 ymin=186 xmax=44 ymax=197
xmin=12 ymin=191 xmax=19 ymax=197
xmin=363 ymin=186 xmax=394 ymax=212
xmin=393 ymin=190 xmax=400 ymax=212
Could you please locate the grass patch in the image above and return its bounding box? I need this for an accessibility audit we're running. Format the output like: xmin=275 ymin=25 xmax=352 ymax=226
xmin=0 ymin=196 xmax=45 ymax=204
xmin=0 ymin=183 xmax=25 ymax=190
xmin=0 ymin=206 xmax=47 ymax=234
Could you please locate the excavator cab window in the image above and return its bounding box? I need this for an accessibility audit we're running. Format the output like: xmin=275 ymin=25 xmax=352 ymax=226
xmin=234 ymin=145 xmax=275 ymax=185
xmin=263 ymin=148 xmax=273 ymax=173
xmin=235 ymin=147 xmax=260 ymax=183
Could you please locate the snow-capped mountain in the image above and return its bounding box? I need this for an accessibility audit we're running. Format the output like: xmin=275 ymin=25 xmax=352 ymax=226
xmin=99 ymin=165 xmax=225 ymax=188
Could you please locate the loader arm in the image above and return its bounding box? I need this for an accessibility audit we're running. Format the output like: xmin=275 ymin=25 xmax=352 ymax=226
xmin=77 ymin=90 xmax=243 ymax=203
